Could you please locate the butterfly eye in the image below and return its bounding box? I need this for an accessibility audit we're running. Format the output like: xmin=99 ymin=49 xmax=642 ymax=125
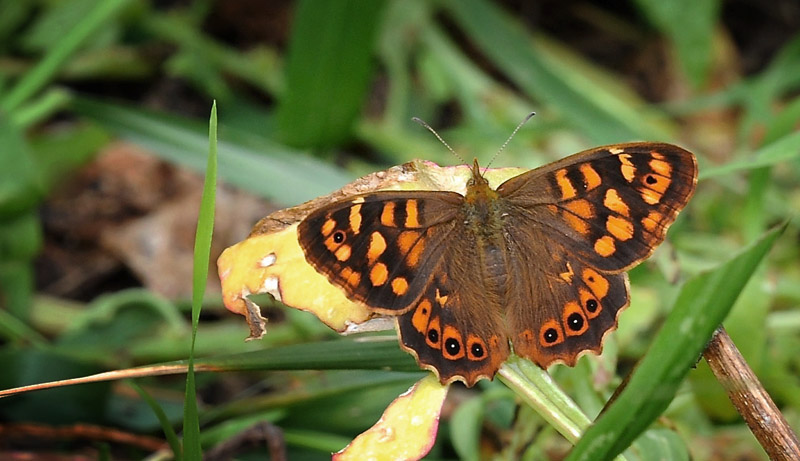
xmin=470 ymin=343 xmax=484 ymax=358
xmin=333 ymin=230 xmax=346 ymax=243
xmin=585 ymin=299 xmax=599 ymax=313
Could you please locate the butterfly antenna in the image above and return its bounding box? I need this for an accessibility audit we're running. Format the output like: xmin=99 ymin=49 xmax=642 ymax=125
xmin=412 ymin=117 xmax=467 ymax=165
xmin=484 ymin=111 xmax=536 ymax=171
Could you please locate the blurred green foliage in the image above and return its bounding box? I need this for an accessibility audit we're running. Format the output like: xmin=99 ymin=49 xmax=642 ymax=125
xmin=0 ymin=0 xmax=798 ymax=459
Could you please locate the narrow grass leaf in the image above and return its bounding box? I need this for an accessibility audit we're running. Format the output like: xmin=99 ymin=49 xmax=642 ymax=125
xmin=444 ymin=0 xmax=667 ymax=143
xmin=0 ymin=0 xmax=131 ymax=112
xmin=131 ymin=381 xmax=182 ymax=459
xmin=182 ymin=102 xmax=219 ymax=460
xmin=191 ymin=337 xmax=419 ymax=373
xmin=567 ymin=224 xmax=786 ymax=461
xmin=631 ymin=0 xmax=720 ymax=88
xmin=0 ymin=115 xmax=43 ymax=217
xmin=700 ymin=131 xmax=800 ymax=179
xmin=277 ymin=0 xmax=387 ymax=148
xmin=71 ymin=96 xmax=353 ymax=205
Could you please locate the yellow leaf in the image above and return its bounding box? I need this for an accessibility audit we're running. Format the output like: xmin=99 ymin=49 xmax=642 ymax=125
xmin=333 ymin=374 xmax=449 ymax=461
xmin=218 ymin=223 xmax=371 ymax=335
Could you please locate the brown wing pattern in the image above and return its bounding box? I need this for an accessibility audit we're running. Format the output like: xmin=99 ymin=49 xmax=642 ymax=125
xmin=298 ymin=191 xmax=462 ymax=313
xmin=497 ymin=143 xmax=697 ymax=272
xmin=396 ymin=226 xmax=511 ymax=386
xmin=298 ymin=143 xmax=697 ymax=382
xmin=502 ymin=226 xmax=630 ymax=367
xmin=497 ymin=143 xmax=696 ymax=367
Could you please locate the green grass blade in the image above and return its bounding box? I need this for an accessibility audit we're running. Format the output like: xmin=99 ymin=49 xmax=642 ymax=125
xmin=444 ymin=0 xmax=668 ymax=143
xmin=0 ymin=0 xmax=131 ymax=113
xmin=70 ymin=96 xmax=353 ymax=205
xmin=182 ymin=102 xmax=219 ymax=460
xmin=567 ymin=223 xmax=787 ymax=461
xmin=277 ymin=0 xmax=387 ymax=148
xmin=0 ymin=212 xmax=41 ymax=321
xmin=130 ymin=381 xmax=182 ymax=459
xmin=631 ymin=0 xmax=720 ymax=87
xmin=699 ymin=130 xmax=800 ymax=179
xmin=191 ymin=337 xmax=419 ymax=373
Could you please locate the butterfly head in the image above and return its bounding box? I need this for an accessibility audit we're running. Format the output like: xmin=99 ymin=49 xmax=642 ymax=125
xmin=465 ymin=158 xmax=498 ymax=203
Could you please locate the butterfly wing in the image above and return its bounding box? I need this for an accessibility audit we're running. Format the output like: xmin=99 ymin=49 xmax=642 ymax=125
xmin=503 ymin=231 xmax=631 ymax=367
xmin=299 ymin=189 xmax=511 ymax=386
xmin=298 ymin=191 xmax=463 ymax=313
xmin=396 ymin=225 xmax=511 ymax=386
xmin=497 ymin=142 xmax=697 ymax=272
xmin=497 ymin=143 xmax=697 ymax=366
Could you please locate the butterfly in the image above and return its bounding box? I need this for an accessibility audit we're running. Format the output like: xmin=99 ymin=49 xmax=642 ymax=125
xmin=297 ymin=143 xmax=698 ymax=386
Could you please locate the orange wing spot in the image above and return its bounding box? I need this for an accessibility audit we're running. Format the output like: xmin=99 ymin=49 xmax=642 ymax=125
xmin=619 ymin=154 xmax=636 ymax=183
xmin=640 ymin=187 xmax=663 ymax=205
xmin=565 ymin=199 xmax=594 ymax=218
xmin=405 ymin=199 xmax=420 ymax=228
xmin=579 ymin=288 xmax=602 ymax=318
xmin=349 ymin=204 xmax=362 ymax=235
xmin=489 ymin=335 xmax=500 ymax=347
xmin=606 ymin=215 xmax=634 ymax=241
xmin=322 ymin=218 xmax=336 ymax=237
xmin=556 ymin=169 xmax=577 ymax=199
xmin=369 ymin=262 xmax=389 ymax=286
xmin=642 ymin=211 xmax=662 ymax=232
xmin=580 ymin=163 xmax=602 ymax=191
xmin=367 ymin=231 xmax=386 ymax=263
xmin=411 ymin=299 xmax=432 ymax=334
xmin=407 ymin=238 xmax=425 ymax=268
xmin=435 ymin=288 xmax=449 ymax=307
xmin=643 ymin=173 xmax=671 ymax=195
xmin=547 ymin=204 xmax=558 ymax=214
xmin=391 ymin=277 xmax=409 ymax=296
xmin=334 ymin=244 xmax=352 ymax=261
xmin=562 ymin=301 xmax=588 ymax=336
xmin=466 ymin=335 xmax=488 ymax=361
xmin=581 ymin=268 xmax=609 ymax=299
xmin=649 ymin=157 xmax=672 ymax=177
xmin=380 ymin=201 xmax=396 ymax=227
xmin=442 ymin=326 xmax=465 ymax=360
xmin=343 ymin=267 xmax=361 ymax=287
xmin=426 ymin=316 xmax=441 ymax=349
xmin=651 ymin=151 xmax=665 ymax=160
xmin=564 ymin=212 xmax=590 ymax=235
xmin=398 ymin=230 xmax=425 ymax=267
xmin=603 ymin=189 xmax=630 ymax=217
xmin=324 ymin=234 xmax=341 ymax=252
xmin=594 ymin=235 xmax=616 ymax=257
xmin=397 ymin=230 xmax=420 ymax=253
xmin=559 ymin=261 xmax=574 ymax=283
xmin=539 ymin=320 xmax=565 ymax=347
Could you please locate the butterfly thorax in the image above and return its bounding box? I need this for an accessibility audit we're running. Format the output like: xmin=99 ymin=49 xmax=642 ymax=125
xmin=464 ymin=159 xmax=505 ymax=233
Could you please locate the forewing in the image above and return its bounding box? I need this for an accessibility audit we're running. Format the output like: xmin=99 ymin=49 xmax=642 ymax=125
xmin=496 ymin=143 xmax=697 ymax=272
xmin=298 ymin=191 xmax=462 ymax=313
